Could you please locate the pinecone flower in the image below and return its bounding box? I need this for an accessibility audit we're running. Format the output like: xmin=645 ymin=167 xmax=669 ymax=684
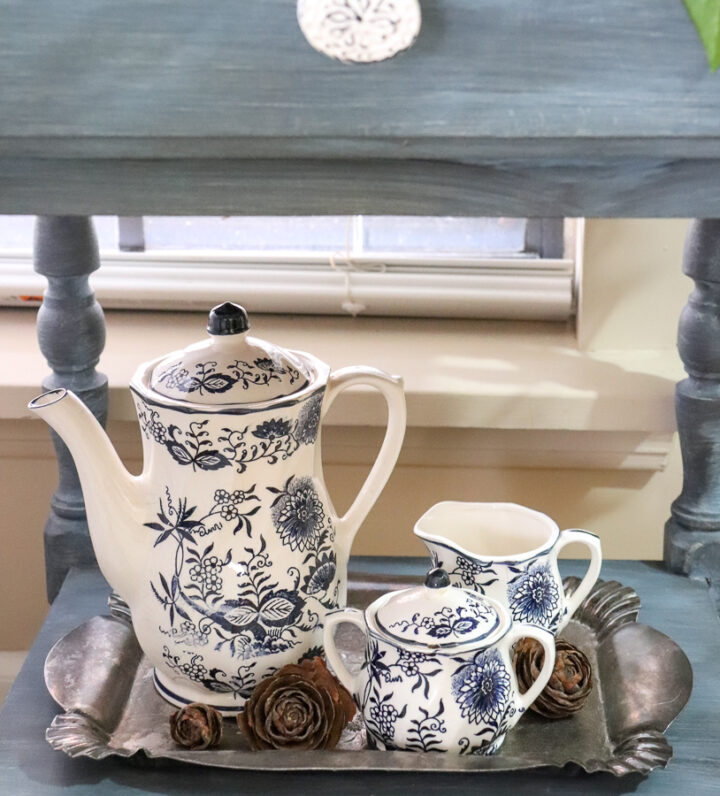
xmin=513 ymin=637 xmax=593 ymax=719
xmin=169 ymin=703 xmax=223 ymax=749
xmin=237 ymin=657 xmax=355 ymax=750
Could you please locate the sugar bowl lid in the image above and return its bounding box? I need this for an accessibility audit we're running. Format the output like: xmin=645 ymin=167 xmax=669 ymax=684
xmin=369 ymin=568 xmax=507 ymax=650
xmin=149 ymin=302 xmax=312 ymax=405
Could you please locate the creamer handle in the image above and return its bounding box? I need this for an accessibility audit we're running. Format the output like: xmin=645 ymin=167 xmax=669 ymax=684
xmin=321 ymin=366 xmax=406 ymax=555
xmin=552 ymin=529 xmax=602 ymax=631
xmin=322 ymin=608 xmax=367 ymax=699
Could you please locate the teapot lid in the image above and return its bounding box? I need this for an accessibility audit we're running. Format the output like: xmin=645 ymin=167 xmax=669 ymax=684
xmin=369 ymin=568 xmax=507 ymax=650
xmin=149 ymin=303 xmax=312 ymax=405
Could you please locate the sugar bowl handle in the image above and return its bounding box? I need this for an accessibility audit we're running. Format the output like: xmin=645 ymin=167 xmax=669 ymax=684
xmin=504 ymin=624 xmax=556 ymax=713
xmin=321 ymin=367 xmax=406 ymax=554
xmin=322 ymin=608 xmax=367 ymax=699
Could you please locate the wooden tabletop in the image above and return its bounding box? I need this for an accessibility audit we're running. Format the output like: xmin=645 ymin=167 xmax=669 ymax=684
xmin=0 ymin=559 xmax=717 ymax=795
xmin=1 ymin=0 xmax=720 ymax=216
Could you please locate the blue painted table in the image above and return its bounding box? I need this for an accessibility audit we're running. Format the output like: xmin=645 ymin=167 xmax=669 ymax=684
xmin=0 ymin=559 xmax=717 ymax=795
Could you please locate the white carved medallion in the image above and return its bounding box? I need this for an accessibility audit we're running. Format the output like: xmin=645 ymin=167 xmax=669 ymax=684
xmin=297 ymin=0 xmax=422 ymax=64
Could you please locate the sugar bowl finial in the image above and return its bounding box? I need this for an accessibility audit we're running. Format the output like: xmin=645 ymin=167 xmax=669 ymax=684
xmin=424 ymin=567 xmax=451 ymax=589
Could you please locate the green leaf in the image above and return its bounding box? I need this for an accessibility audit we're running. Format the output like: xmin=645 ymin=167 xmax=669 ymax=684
xmin=685 ymin=0 xmax=720 ymax=71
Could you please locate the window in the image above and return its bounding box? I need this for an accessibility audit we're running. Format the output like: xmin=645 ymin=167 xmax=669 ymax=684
xmin=0 ymin=216 xmax=578 ymax=320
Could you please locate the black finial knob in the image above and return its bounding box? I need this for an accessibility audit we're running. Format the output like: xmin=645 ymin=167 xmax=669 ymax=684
xmin=207 ymin=302 xmax=250 ymax=335
xmin=424 ymin=567 xmax=451 ymax=589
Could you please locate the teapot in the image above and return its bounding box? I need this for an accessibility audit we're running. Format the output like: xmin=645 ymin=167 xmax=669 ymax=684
xmin=323 ymin=568 xmax=555 ymax=755
xmin=29 ymin=302 xmax=406 ymax=714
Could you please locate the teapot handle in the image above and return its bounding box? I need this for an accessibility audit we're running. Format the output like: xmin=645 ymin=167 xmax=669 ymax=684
xmin=321 ymin=366 xmax=406 ymax=554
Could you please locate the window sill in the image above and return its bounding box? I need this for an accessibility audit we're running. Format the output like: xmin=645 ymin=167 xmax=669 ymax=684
xmin=2 ymin=308 xmax=683 ymax=469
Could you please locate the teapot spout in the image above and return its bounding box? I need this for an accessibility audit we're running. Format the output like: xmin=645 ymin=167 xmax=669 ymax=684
xmin=28 ymin=388 xmax=141 ymax=601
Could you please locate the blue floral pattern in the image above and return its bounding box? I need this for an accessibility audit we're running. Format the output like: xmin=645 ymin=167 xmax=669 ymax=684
xmin=137 ymin=393 xmax=323 ymax=474
xmin=147 ymin=485 xmax=339 ymax=671
xmin=298 ymin=645 xmax=324 ymax=663
xmin=155 ymin=357 xmax=305 ymax=396
xmin=451 ymin=648 xmax=511 ymax=726
xmin=160 ymin=620 xmax=210 ymax=647
xmin=429 ymin=543 xmax=564 ymax=634
xmin=294 ymin=392 xmax=323 ymax=445
xmin=252 ymin=418 xmax=293 ymax=441
xmin=405 ymin=701 xmax=447 ymax=752
xmin=458 ymin=733 xmax=508 ymax=756
xmin=268 ymin=475 xmax=331 ymax=553
xmin=161 ymin=647 xmax=262 ymax=700
xmin=388 ymin=600 xmax=495 ymax=642
xmin=362 ymin=639 xmax=442 ymax=699
xmin=359 ymin=636 xmax=526 ymax=754
xmin=361 ymin=638 xmax=443 ymax=750
xmin=368 ymin=695 xmax=406 ymax=747
xmin=428 ymin=548 xmax=500 ymax=595
xmin=451 ymin=648 xmax=517 ymax=753
xmin=302 ymin=548 xmax=337 ymax=596
xmin=507 ymin=561 xmax=561 ymax=632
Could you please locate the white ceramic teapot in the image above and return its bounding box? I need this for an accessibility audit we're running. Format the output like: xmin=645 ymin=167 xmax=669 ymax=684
xmin=324 ymin=568 xmax=555 ymax=755
xmin=29 ymin=302 xmax=406 ymax=713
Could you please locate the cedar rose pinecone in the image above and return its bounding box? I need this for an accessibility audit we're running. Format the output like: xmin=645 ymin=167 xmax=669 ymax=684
xmin=237 ymin=657 xmax=355 ymax=750
xmin=513 ymin=637 xmax=593 ymax=719
xmin=169 ymin=703 xmax=223 ymax=749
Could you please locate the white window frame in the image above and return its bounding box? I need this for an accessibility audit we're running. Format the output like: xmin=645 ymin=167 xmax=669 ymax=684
xmin=0 ymin=217 xmax=580 ymax=321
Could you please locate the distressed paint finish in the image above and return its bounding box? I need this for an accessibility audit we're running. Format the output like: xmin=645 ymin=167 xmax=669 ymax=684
xmin=0 ymin=0 xmax=718 ymax=144
xmin=5 ymin=156 xmax=720 ymax=217
xmin=666 ymin=220 xmax=720 ymax=583
xmin=34 ymin=217 xmax=105 ymax=600
xmin=1 ymin=0 xmax=720 ymax=215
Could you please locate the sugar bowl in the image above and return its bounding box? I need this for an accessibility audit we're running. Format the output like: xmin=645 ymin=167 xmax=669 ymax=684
xmin=323 ymin=568 xmax=555 ymax=755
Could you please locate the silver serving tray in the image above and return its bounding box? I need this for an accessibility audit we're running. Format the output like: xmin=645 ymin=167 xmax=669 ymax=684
xmin=44 ymin=575 xmax=692 ymax=777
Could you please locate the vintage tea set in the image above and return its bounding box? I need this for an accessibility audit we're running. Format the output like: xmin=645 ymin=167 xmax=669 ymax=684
xmin=29 ymin=301 xmax=602 ymax=756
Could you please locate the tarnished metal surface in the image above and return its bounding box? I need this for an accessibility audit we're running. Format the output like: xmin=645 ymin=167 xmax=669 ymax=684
xmin=44 ymin=576 xmax=692 ymax=776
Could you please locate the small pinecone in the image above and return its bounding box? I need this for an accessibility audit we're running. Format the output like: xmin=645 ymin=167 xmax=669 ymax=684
xmin=513 ymin=637 xmax=593 ymax=719
xmin=169 ymin=703 xmax=223 ymax=750
xmin=237 ymin=657 xmax=356 ymax=751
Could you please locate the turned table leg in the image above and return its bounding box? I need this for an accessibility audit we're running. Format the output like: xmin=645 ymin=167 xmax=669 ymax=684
xmin=665 ymin=219 xmax=720 ymax=592
xmin=34 ymin=216 xmax=107 ymax=601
